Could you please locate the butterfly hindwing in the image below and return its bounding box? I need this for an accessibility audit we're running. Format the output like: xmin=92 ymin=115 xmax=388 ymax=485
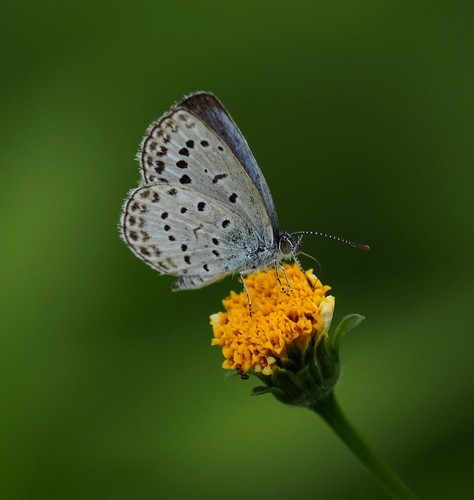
xmin=121 ymin=183 xmax=267 ymax=288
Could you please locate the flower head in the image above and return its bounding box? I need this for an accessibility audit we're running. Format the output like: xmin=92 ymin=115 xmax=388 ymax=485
xmin=211 ymin=264 xmax=334 ymax=376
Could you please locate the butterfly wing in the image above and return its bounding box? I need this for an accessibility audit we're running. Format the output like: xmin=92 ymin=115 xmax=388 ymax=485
xmin=121 ymin=96 xmax=277 ymax=289
xmin=178 ymin=92 xmax=279 ymax=236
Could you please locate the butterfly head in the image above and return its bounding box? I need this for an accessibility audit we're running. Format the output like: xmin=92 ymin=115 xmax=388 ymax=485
xmin=278 ymin=232 xmax=303 ymax=259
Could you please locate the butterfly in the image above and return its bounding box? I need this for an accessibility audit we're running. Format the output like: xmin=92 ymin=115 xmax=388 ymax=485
xmin=120 ymin=92 xmax=367 ymax=294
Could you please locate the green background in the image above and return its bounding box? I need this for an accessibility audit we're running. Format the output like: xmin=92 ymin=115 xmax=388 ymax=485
xmin=1 ymin=1 xmax=473 ymax=498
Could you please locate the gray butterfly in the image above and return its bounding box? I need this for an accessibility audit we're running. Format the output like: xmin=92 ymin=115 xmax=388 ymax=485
xmin=120 ymin=93 xmax=365 ymax=293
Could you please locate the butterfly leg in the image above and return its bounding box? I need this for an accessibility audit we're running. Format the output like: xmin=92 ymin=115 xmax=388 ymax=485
xmin=239 ymin=272 xmax=253 ymax=316
xmin=281 ymin=261 xmax=294 ymax=294
xmin=274 ymin=260 xmax=292 ymax=296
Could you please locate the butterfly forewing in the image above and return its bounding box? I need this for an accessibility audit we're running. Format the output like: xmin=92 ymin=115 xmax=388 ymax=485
xmin=178 ymin=93 xmax=279 ymax=236
xmin=140 ymin=108 xmax=271 ymax=233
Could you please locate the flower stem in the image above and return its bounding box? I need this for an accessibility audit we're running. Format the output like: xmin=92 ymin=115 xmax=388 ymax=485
xmin=311 ymin=393 xmax=419 ymax=499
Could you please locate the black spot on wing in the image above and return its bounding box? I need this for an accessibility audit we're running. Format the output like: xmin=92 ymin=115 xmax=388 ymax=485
xmin=156 ymin=146 xmax=168 ymax=157
xmin=212 ymin=174 xmax=227 ymax=184
xmin=154 ymin=160 xmax=165 ymax=173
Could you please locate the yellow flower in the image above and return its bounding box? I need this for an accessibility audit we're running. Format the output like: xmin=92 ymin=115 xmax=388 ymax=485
xmin=211 ymin=264 xmax=334 ymax=375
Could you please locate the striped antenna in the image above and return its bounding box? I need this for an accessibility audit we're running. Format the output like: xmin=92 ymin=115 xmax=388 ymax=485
xmin=291 ymin=231 xmax=370 ymax=251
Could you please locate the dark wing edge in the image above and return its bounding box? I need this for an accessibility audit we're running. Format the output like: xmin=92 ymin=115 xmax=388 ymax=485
xmin=176 ymin=92 xmax=279 ymax=236
xmin=119 ymin=187 xmax=165 ymax=274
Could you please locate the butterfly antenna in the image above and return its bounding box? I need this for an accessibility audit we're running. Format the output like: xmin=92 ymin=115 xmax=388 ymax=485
xmin=291 ymin=230 xmax=370 ymax=250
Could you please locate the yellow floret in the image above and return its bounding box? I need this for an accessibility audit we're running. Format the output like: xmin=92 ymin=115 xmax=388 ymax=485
xmin=211 ymin=264 xmax=334 ymax=375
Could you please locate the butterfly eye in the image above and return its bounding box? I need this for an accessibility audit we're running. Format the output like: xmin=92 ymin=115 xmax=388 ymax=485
xmin=279 ymin=235 xmax=293 ymax=256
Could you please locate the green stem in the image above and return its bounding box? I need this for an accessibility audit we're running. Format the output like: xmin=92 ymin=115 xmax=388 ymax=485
xmin=311 ymin=393 xmax=419 ymax=499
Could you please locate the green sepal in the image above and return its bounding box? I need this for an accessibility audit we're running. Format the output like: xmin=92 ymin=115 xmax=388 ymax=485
xmin=295 ymin=366 xmax=324 ymax=407
xmin=252 ymin=370 xmax=305 ymax=406
xmin=271 ymin=366 xmax=305 ymax=399
xmin=251 ymin=386 xmax=276 ymax=396
xmin=333 ymin=314 xmax=365 ymax=354
xmin=253 ymin=371 xmax=273 ymax=387
xmin=302 ymin=339 xmax=322 ymax=384
xmin=315 ymin=339 xmax=338 ymax=382
xmin=283 ymin=342 xmax=303 ymax=372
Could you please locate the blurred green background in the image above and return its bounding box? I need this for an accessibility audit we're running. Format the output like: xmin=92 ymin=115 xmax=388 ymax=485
xmin=1 ymin=1 xmax=473 ymax=498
